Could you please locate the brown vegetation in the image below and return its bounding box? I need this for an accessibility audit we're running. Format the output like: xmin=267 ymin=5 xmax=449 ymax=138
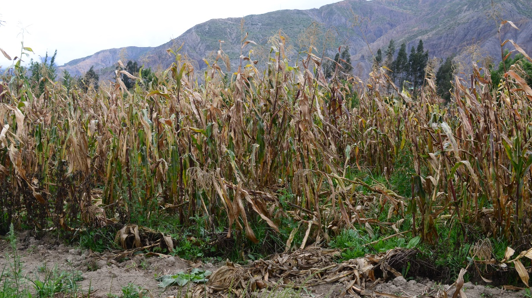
xmin=1 ymin=25 xmax=532 ymax=289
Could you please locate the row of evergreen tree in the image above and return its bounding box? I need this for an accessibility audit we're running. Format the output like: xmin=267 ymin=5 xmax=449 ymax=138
xmin=375 ymin=39 xmax=429 ymax=95
xmin=25 ymin=51 xmax=99 ymax=95
xmin=322 ymin=46 xmax=354 ymax=80
xmin=321 ymin=39 xmax=456 ymax=101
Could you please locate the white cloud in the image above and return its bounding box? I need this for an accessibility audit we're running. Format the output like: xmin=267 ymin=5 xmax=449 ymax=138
xmin=0 ymin=0 xmax=340 ymax=68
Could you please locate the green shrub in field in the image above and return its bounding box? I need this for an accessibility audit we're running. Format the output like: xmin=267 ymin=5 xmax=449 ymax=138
xmin=30 ymin=265 xmax=83 ymax=298
xmin=0 ymin=224 xmax=31 ymax=298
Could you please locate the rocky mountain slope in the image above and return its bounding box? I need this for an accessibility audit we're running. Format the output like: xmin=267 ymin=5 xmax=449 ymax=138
xmin=61 ymin=46 xmax=152 ymax=79
xmin=58 ymin=0 xmax=532 ymax=80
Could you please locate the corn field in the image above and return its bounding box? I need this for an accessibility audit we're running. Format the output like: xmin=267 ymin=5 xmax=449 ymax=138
xmin=1 ymin=35 xmax=531 ymax=249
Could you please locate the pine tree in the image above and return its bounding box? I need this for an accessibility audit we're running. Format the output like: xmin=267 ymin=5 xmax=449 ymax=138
xmin=384 ymin=40 xmax=396 ymax=92
xmin=408 ymin=46 xmax=416 ymax=85
xmin=323 ymin=52 xmax=340 ymax=79
xmin=28 ymin=50 xmax=57 ymax=96
xmin=79 ymin=66 xmax=99 ymax=92
xmin=384 ymin=40 xmax=395 ymax=72
xmin=436 ymin=56 xmax=454 ymax=101
xmin=339 ymin=46 xmax=353 ymax=79
xmin=323 ymin=47 xmax=352 ymax=80
xmin=393 ymin=43 xmax=408 ymax=88
xmin=333 ymin=52 xmax=340 ymax=72
xmin=374 ymin=48 xmax=383 ymax=67
xmin=413 ymin=40 xmax=429 ymax=93
xmin=122 ymin=60 xmax=139 ymax=89
xmin=62 ymin=70 xmax=73 ymax=93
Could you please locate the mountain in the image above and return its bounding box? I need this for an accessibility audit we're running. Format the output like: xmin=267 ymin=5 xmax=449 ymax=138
xmin=58 ymin=46 xmax=153 ymax=80
xmin=58 ymin=0 xmax=532 ymax=80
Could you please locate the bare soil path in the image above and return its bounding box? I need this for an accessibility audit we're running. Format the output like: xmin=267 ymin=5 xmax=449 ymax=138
xmin=0 ymin=233 xmax=528 ymax=298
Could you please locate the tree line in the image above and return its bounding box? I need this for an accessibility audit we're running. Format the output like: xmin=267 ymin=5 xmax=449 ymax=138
xmin=374 ymin=39 xmax=429 ymax=97
xmin=321 ymin=39 xmax=456 ymax=101
xmin=7 ymin=44 xmax=530 ymax=103
xmin=59 ymin=60 xmax=158 ymax=94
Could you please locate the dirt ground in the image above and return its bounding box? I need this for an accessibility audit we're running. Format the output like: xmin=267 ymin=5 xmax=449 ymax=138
xmin=0 ymin=233 xmax=529 ymax=298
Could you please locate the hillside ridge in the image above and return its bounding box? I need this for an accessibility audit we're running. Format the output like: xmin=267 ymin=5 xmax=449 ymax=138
xmin=58 ymin=0 xmax=532 ymax=80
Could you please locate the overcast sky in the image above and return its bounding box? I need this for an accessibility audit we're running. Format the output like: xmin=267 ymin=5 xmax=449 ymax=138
xmin=0 ymin=0 xmax=341 ymax=68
